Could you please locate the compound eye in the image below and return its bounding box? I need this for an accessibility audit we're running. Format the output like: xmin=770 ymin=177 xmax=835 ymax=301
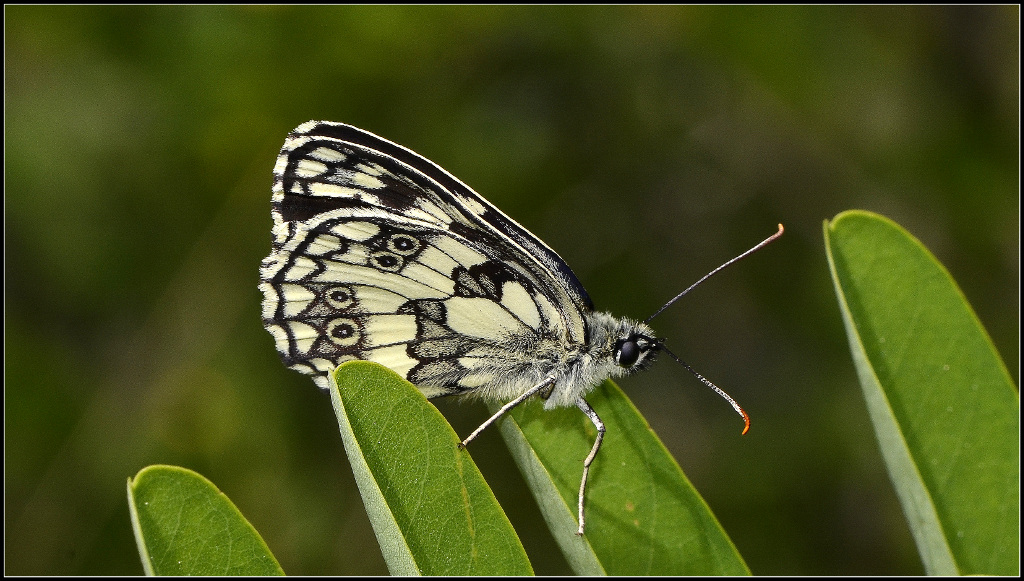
xmin=616 ymin=339 xmax=640 ymax=367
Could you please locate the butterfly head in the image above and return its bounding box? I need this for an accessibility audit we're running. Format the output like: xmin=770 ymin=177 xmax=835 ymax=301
xmin=613 ymin=331 xmax=659 ymax=369
xmin=585 ymin=312 xmax=659 ymax=377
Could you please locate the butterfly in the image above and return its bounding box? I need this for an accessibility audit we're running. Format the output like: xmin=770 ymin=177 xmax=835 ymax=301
xmin=259 ymin=120 xmax=782 ymax=535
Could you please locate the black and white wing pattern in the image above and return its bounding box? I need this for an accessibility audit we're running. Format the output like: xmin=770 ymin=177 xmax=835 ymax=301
xmin=259 ymin=121 xmax=655 ymax=406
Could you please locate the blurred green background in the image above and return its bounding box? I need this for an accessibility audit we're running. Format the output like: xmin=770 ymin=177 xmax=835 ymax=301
xmin=5 ymin=6 xmax=1018 ymax=575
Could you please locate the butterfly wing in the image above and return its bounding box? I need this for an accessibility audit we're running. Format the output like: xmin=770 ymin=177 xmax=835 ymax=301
xmin=260 ymin=121 xmax=593 ymax=396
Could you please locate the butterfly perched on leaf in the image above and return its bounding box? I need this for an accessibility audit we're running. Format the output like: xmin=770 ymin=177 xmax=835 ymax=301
xmin=259 ymin=121 xmax=781 ymax=534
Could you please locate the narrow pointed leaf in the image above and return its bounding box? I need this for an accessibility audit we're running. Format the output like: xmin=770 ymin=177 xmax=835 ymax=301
xmin=495 ymin=380 xmax=750 ymax=575
xmin=127 ymin=465 xmax=284 ymax=576
xmin=330 ymin=361 xmax=533 ymax=576
xmin=825 ymin=210 xmax=1018 ymax=575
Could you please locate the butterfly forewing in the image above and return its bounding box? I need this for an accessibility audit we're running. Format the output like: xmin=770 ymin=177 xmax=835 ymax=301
xmin=277 ymin=122 xmax=593 ymax=310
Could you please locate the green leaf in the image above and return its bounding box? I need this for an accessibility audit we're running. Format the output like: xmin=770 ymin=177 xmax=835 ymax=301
xmin=127 ymin=465 xmax=284 ymax=576
xmin=824 ymin=210 xmax=1019 ymax=576
xmin=495 ymin=380 xmax=750 ymax=575
xmin=330 ymin=361 xmax=533 ymax=576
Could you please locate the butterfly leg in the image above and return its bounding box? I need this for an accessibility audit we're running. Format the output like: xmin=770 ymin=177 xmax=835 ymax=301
xmin=575 ymin=397 xmax=605 ymax=536
xmin=459 ymin=376 xmax=556 ymax=448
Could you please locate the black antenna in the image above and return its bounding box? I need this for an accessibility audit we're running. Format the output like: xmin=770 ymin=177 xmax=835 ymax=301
xmin=648 ymin=223 xmax=784 ymax=434
xmin=660 ymin=343 xmax=751 ymax=434
xmin=645 ymin=224 xmax=784 ymax=324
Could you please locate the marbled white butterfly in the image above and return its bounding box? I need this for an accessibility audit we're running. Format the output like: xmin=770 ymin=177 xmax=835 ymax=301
xmin=259 ymin=121 xmax=783 ymax=535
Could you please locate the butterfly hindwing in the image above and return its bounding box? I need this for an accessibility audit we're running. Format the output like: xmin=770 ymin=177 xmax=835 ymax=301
xmin=261 ymin=142 xmax=578 ymax=397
